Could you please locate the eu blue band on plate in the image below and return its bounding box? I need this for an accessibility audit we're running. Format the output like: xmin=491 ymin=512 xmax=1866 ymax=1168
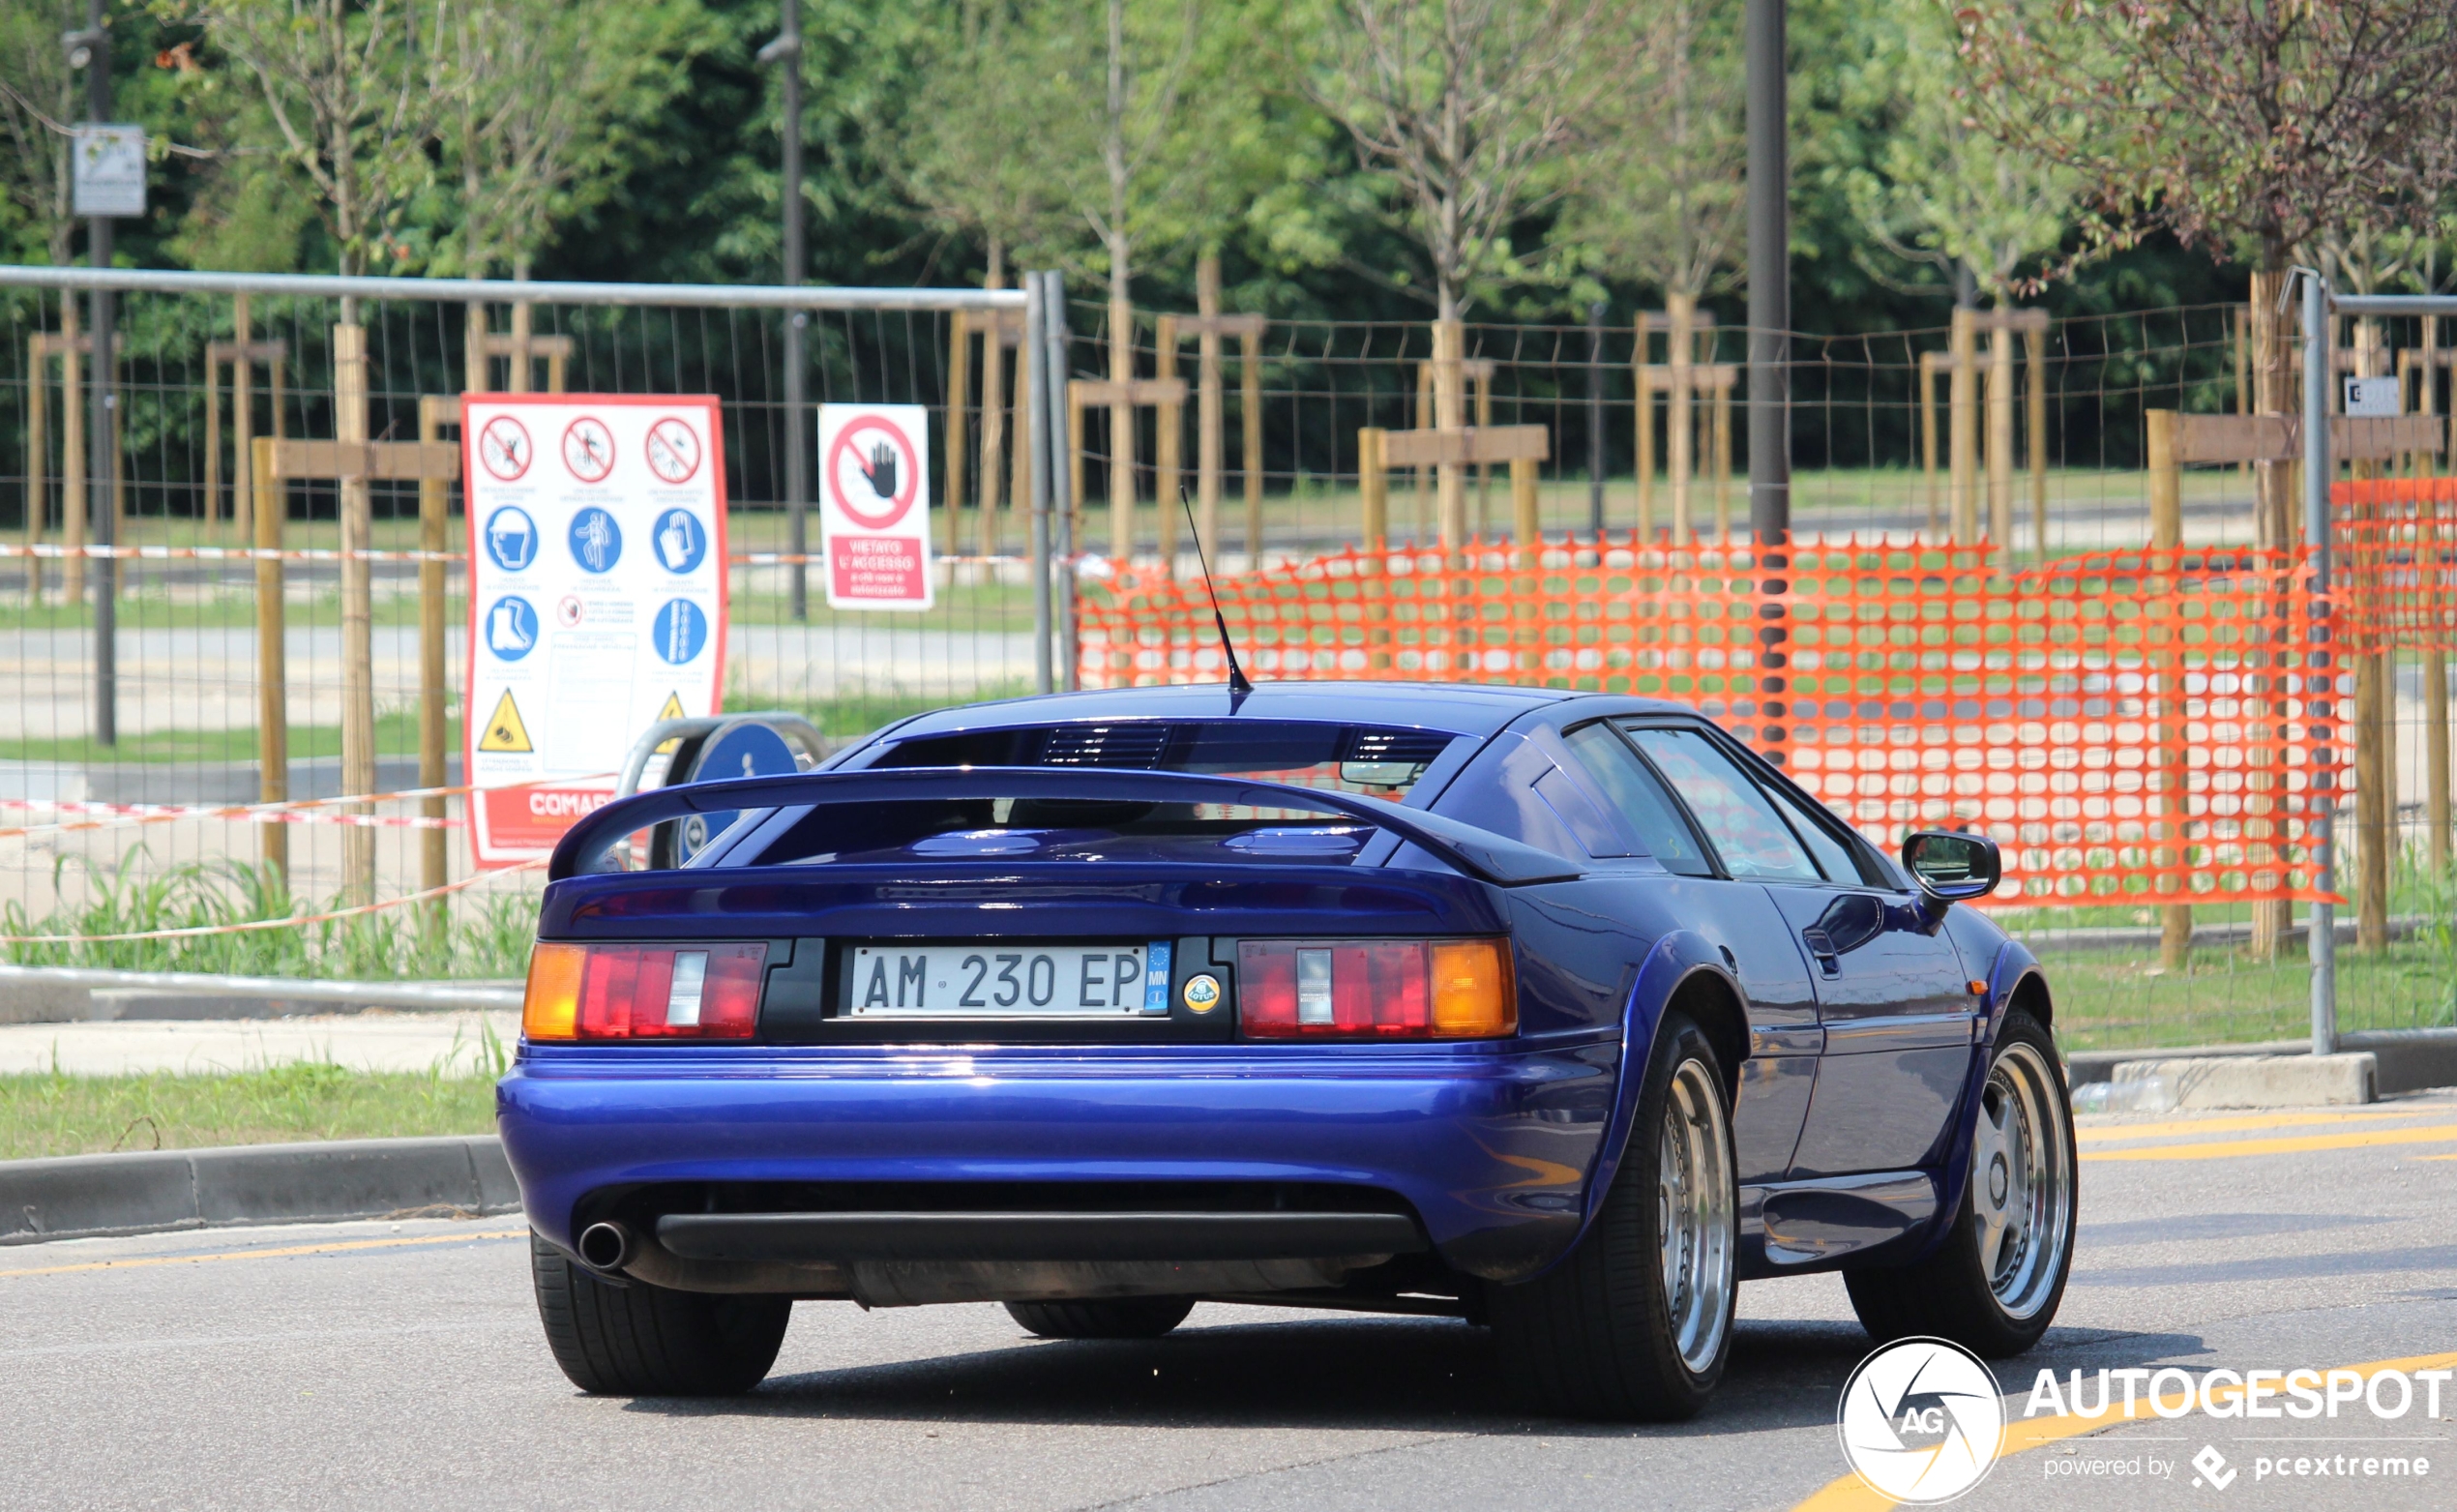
xmin=1142 ymin=941 xmax=1173 ymax=1015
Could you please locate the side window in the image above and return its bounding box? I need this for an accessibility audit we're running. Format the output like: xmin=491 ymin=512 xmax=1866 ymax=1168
xmin=1619 ymin=726 xmax=1822 ymax=882
xmin=1760 ymin=776 xmax=1869 ymax=885
xmin=1560 ymin=723 xmax=1714 ymax=875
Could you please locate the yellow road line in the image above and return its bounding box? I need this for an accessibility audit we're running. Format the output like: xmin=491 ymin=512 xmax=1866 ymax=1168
xmin=2079 ymin=1123 xmax=2457 ymax=1162
xmin=1791 ymin=1349 xmax=2457 ymax=1511
xmin=2078 ymin=1108 xmax=2441 ymax=1143
xmin=0 ymin=1227 xmax=526 ymax=1280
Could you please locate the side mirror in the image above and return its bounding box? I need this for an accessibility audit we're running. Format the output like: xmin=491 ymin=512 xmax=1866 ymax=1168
xmin=1901 ymin=829 xmax=2001 ymax=907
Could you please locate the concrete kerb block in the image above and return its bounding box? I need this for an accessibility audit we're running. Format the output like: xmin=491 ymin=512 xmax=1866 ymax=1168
xmin=0 ymin=1135 xmax=523 ymax=1245
xmin=2114 ymin=1052 xmax=2379 ymax=1110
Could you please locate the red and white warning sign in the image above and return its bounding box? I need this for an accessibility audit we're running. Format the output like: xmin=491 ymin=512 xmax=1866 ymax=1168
xmin=462 ymin=394 xmax=728 ymax=868
xmin=818 ymin=403 xmax=933 ymax=610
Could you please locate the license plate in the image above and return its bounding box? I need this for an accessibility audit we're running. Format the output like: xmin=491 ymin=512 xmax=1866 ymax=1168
xmin=844 ymin=940 xmax=1171 ymax=1018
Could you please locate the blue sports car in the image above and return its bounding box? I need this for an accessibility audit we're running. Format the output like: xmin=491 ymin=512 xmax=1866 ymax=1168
xmin=501 ymin=682 xmax=2077 ymax=1420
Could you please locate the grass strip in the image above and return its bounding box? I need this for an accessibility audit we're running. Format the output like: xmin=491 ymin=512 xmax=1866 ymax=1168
xmin=0 ymin=1061 xmax=500 ymax=1161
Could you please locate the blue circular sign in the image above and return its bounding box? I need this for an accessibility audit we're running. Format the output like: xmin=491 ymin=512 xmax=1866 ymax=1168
xmin=675 ymin=723 xmax=801 ymax=863
xmin=568 ymin=508 xmax=622 ymax=574
xmin=483 ymin=507 xmax=538 ymax=573
xmin=483 ymin=596 xmax=539 ymax=661
xmin=652 ymin=599 xmax=710 ymax=665
xmin=651 ymin=509 xmax=707 ymax=575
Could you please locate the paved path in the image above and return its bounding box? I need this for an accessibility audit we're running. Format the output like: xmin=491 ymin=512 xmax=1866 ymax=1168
xmin=0 ymin=1010 xmax=518 ymax=1075
xmin=3 ymin=1092 xmax=2451 ymax=1509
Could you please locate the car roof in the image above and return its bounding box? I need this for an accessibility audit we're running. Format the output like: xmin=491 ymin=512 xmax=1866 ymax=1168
xmin=871 ymin=683 xmax=1696 ymax=742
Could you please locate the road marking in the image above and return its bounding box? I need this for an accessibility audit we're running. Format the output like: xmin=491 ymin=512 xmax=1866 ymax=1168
xmin=2078 ymin=1108 xmax=2443 ymax=1143
xmin=1791 ymin=1348 xmax=2457 ymax=1510
xmin=2079 ymin=1123 xmax=2457 ymax=1162
xmin=0 ymin=1227 xmax=526 ymax=1281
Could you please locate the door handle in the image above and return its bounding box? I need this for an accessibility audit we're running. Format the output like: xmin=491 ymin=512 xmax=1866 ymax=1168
xmin=1800 ymin=927 xmax=1841 ymax=977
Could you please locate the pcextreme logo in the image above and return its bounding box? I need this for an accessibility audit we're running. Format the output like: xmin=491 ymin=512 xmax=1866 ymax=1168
xmin=1837 ymin=1338 xmax=2007 ymax=1504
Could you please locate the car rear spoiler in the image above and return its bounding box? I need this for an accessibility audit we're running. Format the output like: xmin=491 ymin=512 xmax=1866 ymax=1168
xmin=548 ymin=766 xmax=1585 ymax=888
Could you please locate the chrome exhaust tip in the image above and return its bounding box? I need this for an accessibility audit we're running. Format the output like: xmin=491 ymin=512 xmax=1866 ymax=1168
xmin=576 ymin=1221 xmax=634 ymax=1273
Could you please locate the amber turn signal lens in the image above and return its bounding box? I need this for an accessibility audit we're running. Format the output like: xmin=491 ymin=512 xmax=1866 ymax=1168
xmin=1431 ymin=938 xmax=1516 ymax=1037
xmin=522 ymin=942 xmax=587 ymax=1041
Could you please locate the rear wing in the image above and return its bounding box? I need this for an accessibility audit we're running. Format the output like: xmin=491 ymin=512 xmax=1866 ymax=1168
xmin=548 ymin=766 xmax=1584 ymax=887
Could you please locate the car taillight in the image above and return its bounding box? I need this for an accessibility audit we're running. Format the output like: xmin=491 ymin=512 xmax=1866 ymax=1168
xmin=1236 ymin=938 xmax=1516 ymax=1039
xmin=522 ymin=942 xmax=768 ymax=1041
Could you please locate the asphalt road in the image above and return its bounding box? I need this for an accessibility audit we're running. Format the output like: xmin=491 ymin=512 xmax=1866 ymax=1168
xmin=7 ymin=1093 xmax=2453 ymax=1512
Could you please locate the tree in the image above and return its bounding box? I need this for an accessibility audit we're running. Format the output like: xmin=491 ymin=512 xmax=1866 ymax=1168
xmin=1838 ymin=1 xmax=2079 ymax=307
xmin=1553 ymin=0 xmax=1744 ymax=307
xmin=431 ymin=0 xmax=702 ymax=282
xmin=1298 ymin=0 xmax=1615 ymax=321
xmin=889 ymin=0 xmax=1076 ymax=285
xmin=0 ymin=0 xmax=79 ymax=265
xmin=193 ymin=0 xmax=433 ymax=279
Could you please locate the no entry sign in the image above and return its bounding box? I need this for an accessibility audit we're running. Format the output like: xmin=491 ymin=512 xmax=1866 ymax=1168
xmin=818 ymin=403 xmax=934 ymax=609
xmin=462 ymin=394 xmax=728 ymax=868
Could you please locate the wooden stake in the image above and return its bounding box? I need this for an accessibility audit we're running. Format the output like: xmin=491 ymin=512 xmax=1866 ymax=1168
xmin=945 ymin=310 xmax=970 ymax=558
xmin=23 ymin=331 xmax=43 ymax=600
xmin=1109 ymin=299 xmax=1135 ymax=562
xmin=335 ymin=323 xmax=377 ymax=907
xmin=2028 ymin=322 xmax=2049 ymax=558
xmin=234 ymin=296 xmax=254 ymax=541
xmin=1510 ymin=454 xmax=1539 ymax=550
xmin=1987 ymin=315 xmax=2016 ymax=563
xmin=1194 ymin=254 xmax=1224 ymax=561
xmin=253 ymin=434 xmax=287 ymax=885
xmin=1920 ymin=350 xmax=1942 ymax=537
xmin=1669 ymin=293 xmax=1695 ymax=544
xmin=62 ymin=297 xmax=83 ymax=605
xmin=1240 ymin=328 xmax=1262 ymax=564
xmin=2148 ymin=408 xmax=2191 ymax=966
xmin=1155 ymin=314 xmax=1181 ymax=570
xmin=1434 ymin=319 xmax=1465 ymax=548
xmin=1949 ymin=306 xmax=1978 ymax=540
xmin=979 ymin=278 xmax=1008 ymax=557
xmin=1358 ymin=426 xmax=1388 ymax=546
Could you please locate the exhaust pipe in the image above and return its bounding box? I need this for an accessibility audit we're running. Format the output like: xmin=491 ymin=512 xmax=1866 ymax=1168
xmin=577 ymin=1221 xmax=635 ymax=1273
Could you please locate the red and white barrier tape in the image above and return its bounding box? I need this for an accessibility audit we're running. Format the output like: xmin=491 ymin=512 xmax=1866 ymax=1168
xmin=0 ymin=773 xmax=613 ymax=844
xmin=0 ymin=856 xmax=547 ymax=945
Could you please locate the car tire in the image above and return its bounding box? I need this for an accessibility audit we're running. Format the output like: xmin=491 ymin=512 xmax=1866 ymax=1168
xmin=1003 ymin=1297 xmax=1197 ymax=1339
xmin=1488 ymin=1009 xmax=1738 ymax=1421
xmin=1844 ymin=1008 xmax=2078 ymax=1357
xmin=529 ymin=1231 xmax=791 ymax=1396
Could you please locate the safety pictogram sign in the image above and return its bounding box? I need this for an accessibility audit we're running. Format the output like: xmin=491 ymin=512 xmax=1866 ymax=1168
xmin=463 ymin=394 xmax=727 ymax=867
xmin=478 ymin=690 xmax=534 ymax=752
xmin=818 ymin=402 xmax=934 ymax=610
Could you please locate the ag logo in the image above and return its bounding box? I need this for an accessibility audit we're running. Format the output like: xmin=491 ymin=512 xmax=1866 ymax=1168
xmin=1837 ymin=1337 xmax=2005 ymax=1503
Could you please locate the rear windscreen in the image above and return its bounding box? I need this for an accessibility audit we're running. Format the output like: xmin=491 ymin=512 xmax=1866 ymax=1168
xmin=733 ymin=723 xmax=1461 ymax=869
xmin=873 ymin=721 xmax=1456 ymax=797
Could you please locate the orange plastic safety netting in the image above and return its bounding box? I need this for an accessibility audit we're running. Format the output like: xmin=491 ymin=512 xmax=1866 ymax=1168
xmin=2335 ymin=478 xmax=2457 ymax=653
xmin=1077 ymin=536 xmax=2343 ymax=905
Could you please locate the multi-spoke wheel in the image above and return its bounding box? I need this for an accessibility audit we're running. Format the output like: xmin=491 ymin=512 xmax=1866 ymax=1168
xmin=1491 ymin=1009 xmax=1738 ymax=1420
xmin=1845 ymin=1008 xmax=2078 ymax=1356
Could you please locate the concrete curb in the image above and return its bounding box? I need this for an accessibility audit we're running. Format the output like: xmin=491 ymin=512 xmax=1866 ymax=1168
xmin=0 ymin=966 xmax=520 ymax=1023
xmin=2067 ymin=1027 xmax=2457 ymax=1097
xmin=2115 ymin=1052 xmax=2379 ymax=1110
xmin=0 ymin=1135 xmax=519 ymax=1246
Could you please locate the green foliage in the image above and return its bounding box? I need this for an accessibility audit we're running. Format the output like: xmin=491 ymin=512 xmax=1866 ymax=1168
xmin=0 ymin=847 xmax=539 ymax=980
xmin=0 ymin=1061 xmax=500 ymax=1159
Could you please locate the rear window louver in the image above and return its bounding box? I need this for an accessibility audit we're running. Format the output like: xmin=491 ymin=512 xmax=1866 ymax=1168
xmin=1040 ymin=723 xmax=1171 ymax=768
xmin=1345 ymin=728 xmax=1451 ymax=765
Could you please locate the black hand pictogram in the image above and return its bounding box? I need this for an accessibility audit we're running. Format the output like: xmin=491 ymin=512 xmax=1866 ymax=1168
xmin=857 ymin=440 xmax=898 ymax=498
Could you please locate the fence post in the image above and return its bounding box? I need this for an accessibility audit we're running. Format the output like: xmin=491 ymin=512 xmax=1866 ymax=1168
xmin=1669 ymin=294 xmax=1695 ymax=545
xmin=1511 ymin=453 xmax=1539 ymax=549
xmin=1712 ymin=370 xmax=1733 ymax=540
xmin=1987 ymin=314 xmax=2016 ymax=562
xmin=1155 ymin=314 xmax=1181 ymax=570
xmin=1949 ymin=306 xmax=1978 ymax=540
xmin=1434 ymin=319 xmax=1466 ymax=548
xmin=1358 ymin=427 xmax=1387 ymax=547
xmin=252 ymin=434 xmax=287 ymax=885
xmin=1025 ymin=274 xmax=1052 ymax=697
xmin=945 ymin=309 xmax=970 ymax=560
xmin=1240 ymin=324 xmax=1262 ymax=566
xmin=1109 ymin=299 xmax=1136 ymax=563
xmin=1635 ymin=316 xmax=1656 ymax=540
xmin=335 ymin=322 xmax=377 ymax=907
xmin=2302 ymin=272 xmax=2337 ymax=1055
xmin=417 ymin=395 xmax=452 ymax=942
xmin=2028 ymin=321 xmax=2049 ymax=558
xmin=2147 ymin=409 xmax=2191 ymax=968
xmin=1195 ymin=256 xmax=1225 ymax=562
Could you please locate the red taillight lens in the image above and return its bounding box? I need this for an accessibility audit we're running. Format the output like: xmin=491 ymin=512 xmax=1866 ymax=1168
xmin=522 ymin=942 xmax=767 ymax=1041
xmin=1236 ymin=938 xmax=1515 ymax=1039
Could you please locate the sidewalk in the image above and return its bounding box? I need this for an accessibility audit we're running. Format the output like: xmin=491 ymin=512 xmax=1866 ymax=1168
xmin=0 ymin=1011 xmax=518 ymax=1076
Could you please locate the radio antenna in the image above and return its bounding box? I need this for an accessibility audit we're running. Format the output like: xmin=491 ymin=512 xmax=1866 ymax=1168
xmin=1178 ymin=489 xmax=1253 ymax=697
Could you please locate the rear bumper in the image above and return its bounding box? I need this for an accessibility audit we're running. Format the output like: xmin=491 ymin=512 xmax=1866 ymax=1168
xmin=496 ymin=1037 xmax=1619 ymax=1284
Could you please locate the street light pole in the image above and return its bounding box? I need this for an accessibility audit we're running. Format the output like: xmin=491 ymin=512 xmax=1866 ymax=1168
xmin=1745 ymin=0 xmax=1789 ymax=544
xmin=759 ymin=3 xmax=808 ymax=619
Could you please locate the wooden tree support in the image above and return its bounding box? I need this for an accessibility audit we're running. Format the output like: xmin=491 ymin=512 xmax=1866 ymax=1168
xmin=1067 ymin=375 xmax=1191 ymax=563
xmin=203 ymin=316 xmax=289 ymax=542
xmin=1354 ymin=423 xmax=1550 ymax=549
xmin=1932 ymin=308 xmax=2049 ymax=563
xmin=947 ymin=306 xmax=1032 ymax=556
xmin=1156 ymin=311 xmax=1267 ymax=563
xmin=1633 ymin=306 xmax=1717 ymax=542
